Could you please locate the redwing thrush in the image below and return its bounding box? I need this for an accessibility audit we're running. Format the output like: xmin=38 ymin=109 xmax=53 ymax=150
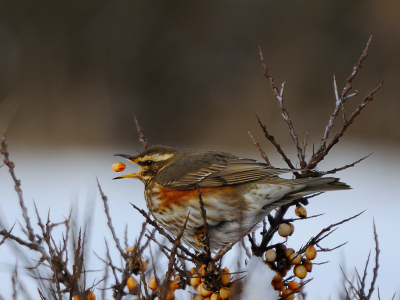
xmin=114 ymin=145 xmax=350 ymax=252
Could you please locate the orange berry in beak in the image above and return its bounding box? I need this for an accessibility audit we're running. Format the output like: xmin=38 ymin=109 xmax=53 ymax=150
xmin=112 ymin=162 xmax=126 ymax=172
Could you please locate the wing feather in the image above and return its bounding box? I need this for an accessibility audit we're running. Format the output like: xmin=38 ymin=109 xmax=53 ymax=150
xmin=155 ymin=152 xmax=298 ymax=190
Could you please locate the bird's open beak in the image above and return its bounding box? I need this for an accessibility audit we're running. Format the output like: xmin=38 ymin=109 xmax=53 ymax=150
xmin=113 ymin=154 xmax=142 ymax=180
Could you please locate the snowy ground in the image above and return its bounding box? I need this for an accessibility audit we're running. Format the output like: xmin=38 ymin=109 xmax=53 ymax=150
xmin=0 ymin=141 xmax=399 ymax=299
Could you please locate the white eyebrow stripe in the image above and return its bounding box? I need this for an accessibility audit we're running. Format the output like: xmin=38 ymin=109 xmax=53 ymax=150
xmin=140 ymin=153 xmax=174 ymax=162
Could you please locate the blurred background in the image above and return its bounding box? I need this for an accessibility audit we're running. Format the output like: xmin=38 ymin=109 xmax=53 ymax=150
xmin=0 ymin=0 xmax=399 ymax=299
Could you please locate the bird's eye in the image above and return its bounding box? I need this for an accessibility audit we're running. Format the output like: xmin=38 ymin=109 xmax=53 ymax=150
xmin=145 ymin=160 xmax=153 ymax=166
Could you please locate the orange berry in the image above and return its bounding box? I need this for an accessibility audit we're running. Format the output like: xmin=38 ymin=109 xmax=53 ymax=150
xmin=198 ymin=283 xmax=213 ymax=297
xmin=289 ymin=253 xmax=302 ymax=265
xmin=148 ymin=276 xmax=157 ymax=291
xmin=288 ymin=281 xmax=301 ymax=293
xmin=285 ymin=248 xmax=295 ymax=259
xmin=219 ymin=287 xmax=231 ymax=299
xmin=272 ymin=280 xmax=284 ymax=290
xmin=124 ymin=245 xmax=135 ymax=253
xmin=305 ymin=245 xmax=317 ymax=260
xmin=293 ymin=265 xmax=307 ymax=279
xmin=295 ymin=205 xmax=307 ymax=218
xmin=169 ymin=280 xmax=179 ymax=291
xmin=272 ymin=272 xmax=282 ymax=283
xmin=265 ymin=249 xmax=277 ymax=262
xmin=278 ymin=223 xmax=292 ymax=237
xmin=126 ymin=276 xmax=138 ymax=291
xmin=86 ymin=292 xmax=95 ymax=300
xmin=112 ymin=162 xmax=126 ymax=172
xmin=280 ymin=268 xmax=288 ymax=277
xmin=211 ymin=293 xmax=222 ymax=300
xmin=220 ymin=268 xmax=231 ymax=286
xmin=302 ymin=258 xmax=313 ymax=272
xmin=281 ymin=289 xmax=294 ymax=300
xmin=190 ymin=274 xmax=201 ymax=288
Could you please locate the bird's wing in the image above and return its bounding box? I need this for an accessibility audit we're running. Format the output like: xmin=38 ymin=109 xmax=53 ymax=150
xmin=155 ymin=154 xmax=297 ymax=190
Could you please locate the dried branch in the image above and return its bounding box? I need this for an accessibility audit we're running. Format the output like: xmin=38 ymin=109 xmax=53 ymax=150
xmin=166 ymin=213 xmax=189 ymax=283
xmin=247 ymin=130 xmax=272 ymax=167
xmin=297 ymin=211 xmax=364 ymax=255
xmin=308 ymin=82 xmax=382 ymax=171
xmin=278 ymin=278 xmax=313 ymax=300
xmin=96 ymin=178 xmax=126 ymax=258
xmin=134 ymin=114 xmax=149 ymax=150
xmin=1 ymin=132 xmax=35 ymax=241
xmin=197 ymin=186 xmax=211 ymax=256
xmin=366 ymin=220 xmax=379 ymax=299
xmin=320 ymin=36 xmax=372 ymax=151
xmin=130 ymin=203 xmax=198 ymax=262
xmin=259 ymin=48 xmax=305 ymax=168
xmin=0 ymin=223 xmax=16 ymax=247
xmin=320 ymin=154 xmax=372 ymax=175
xmin=256 ymin=115 xmax=299 ymax=175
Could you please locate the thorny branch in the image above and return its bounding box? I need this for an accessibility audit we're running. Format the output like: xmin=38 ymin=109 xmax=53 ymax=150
xmin=320 ymin=36 xmax=372 ymax=151
xmin=258 ymin=36 xmax=381 ymax=178
xmin=259 ymin=48 xmax=305 ymax=168
xmin=247 ymin=130 xmax=272 ymax=167
xmin=340 ymin=220 xmax=380 ymax=300
xmin=1 ymin=132 xmax=35 ymax=241
xmin=97 ymin=178 xmax=127 ymax=259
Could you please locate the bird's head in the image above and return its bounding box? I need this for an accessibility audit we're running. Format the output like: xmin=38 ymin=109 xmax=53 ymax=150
xmin=113 ymin=145 xmax=181 ymax=184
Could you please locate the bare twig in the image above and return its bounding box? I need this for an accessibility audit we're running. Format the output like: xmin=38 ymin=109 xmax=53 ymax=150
xmin=247 ymin=130 xmax=272 ymax=167
xmin=0 ymin=223 xmax=16 ymax=247
xmin=130 ymin=203 xmax=197 ymax=262
xmin=321 ymin=154 xmax=372 ymax=175
xmin=256 ymin=115 xmax=298 ymax=172
xmin=320 ymin=36 xmax=372 ymax=151
xmin=298 ymin=211 xmax=364 ymax=255
xmin=309 ymin=83 xmax=382 ymax=171
xmin=366 ymin=220 xmax=379 ymax=299
xmin=278 ymin=278 xmax=313 ymax=300
xmin=259 ymin=48 xmax=305 ymax=167
xmin=1 ymin=132 xmax=35 ymax=241
xmin=134 ymin=114 xmax=149 ymax=150
xmin=96 ymin=178 xmax=126 ymax=258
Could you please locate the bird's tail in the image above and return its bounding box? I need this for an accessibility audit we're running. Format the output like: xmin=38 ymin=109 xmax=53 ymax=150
xmin=265 ymin=177 xmax=350 ymax=210
xmin=286 ymin=177 xmax=350 ymax=200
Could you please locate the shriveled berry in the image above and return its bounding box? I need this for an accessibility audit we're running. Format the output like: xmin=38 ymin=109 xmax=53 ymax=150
xmin=295 ymin=205 xmax=307 ymax=218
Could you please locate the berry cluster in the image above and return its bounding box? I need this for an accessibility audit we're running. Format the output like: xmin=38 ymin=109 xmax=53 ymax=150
xmin=262 ymin=206 xmax=318 ymax=299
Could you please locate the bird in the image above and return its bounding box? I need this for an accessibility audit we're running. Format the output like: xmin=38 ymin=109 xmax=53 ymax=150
xmin=114 ymin=145 xmax=350 ymax=252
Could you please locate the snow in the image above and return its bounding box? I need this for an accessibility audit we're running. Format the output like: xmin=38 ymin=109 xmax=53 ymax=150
xmin=240 ymin=256 xmax=279 ymax=299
